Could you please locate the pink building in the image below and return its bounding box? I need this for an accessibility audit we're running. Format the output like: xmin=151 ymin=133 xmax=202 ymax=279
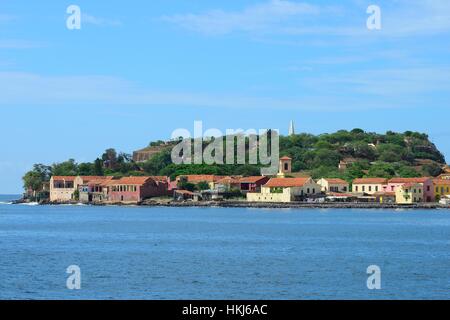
xmin=387 ymin=177 xmax=434 ymax=202
xmin=109 ymin=176 xmax=170 ymax=203
xmin=239 ymin=176 xmax=270 ymax=193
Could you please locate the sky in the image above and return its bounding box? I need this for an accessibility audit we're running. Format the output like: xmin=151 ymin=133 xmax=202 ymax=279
xmin=0 ymin=0 xmax=449 ymax=193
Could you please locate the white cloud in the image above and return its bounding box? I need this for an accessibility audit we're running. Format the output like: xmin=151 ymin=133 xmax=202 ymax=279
xmin=162 ymin=0 xmax=322 ymax=35
xmin=162 ymin=0 xmax=450 ymax=37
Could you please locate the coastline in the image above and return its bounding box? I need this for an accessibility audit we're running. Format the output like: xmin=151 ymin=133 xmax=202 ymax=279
xmin=13 ymin=198 xmax=450 ymax=210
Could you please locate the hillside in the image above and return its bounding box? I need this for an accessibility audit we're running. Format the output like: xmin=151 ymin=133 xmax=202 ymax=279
xmin=22 ymin=129 xmax=447 ymax=191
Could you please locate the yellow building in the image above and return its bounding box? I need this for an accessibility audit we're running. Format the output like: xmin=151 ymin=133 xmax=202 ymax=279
xmin=247 ymin=177 xmax=321 ymax=203
xmin=352 ymin=178 xmax=388 ymax=195
xmin=50 ymin=176 xmax=111 ymax=202
xmin=433 ymin=179 xmax=450 ymax=200
xmin=316 ymin=178 xmax=349 ymax=193
xmin=395 ymin=183 xmax=423 ymax=204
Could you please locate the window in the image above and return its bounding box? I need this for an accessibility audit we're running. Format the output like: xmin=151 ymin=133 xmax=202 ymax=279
xmin=343 ymin=187 xmax=347 ymax=192
xmin=284 ymin=163 xmax=289 ymax=171
xmin=355 ymin=186 xmax=358 ymax=192
xmin=436 ymin=187 xmax=439 ymax=193
xmin=427 ymin=186 xmax=430 ymax=191
xmin=307 ymin=188 xmax=310 ymax=194
xmin=375 ymin=186 xmax=379 ymax=192
xmin=362 ymin=186 xmax=365 ymax=192
xmin=369 ymin=186 xmax=372 ymax=192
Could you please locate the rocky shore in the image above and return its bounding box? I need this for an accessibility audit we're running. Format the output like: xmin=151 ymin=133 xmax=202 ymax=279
xmin=12 ymin=198 xmax=449 ymax=209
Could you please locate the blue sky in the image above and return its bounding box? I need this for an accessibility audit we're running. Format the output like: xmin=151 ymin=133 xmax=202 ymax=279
xmin=0 ymin=0 xmax=449 ymax=193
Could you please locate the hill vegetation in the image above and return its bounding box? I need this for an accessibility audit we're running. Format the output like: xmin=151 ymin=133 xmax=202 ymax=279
xmin=23 ymin=129 xmax=446 ymax=191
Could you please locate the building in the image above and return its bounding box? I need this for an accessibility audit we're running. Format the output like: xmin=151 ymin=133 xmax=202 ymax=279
xmin=433 ymin=179 xmax=450 ymax=201
xmin=352 ymin=178 xmax=388 ymax=195
xmin=50 ymin=176 xmax=78 ymax=202
xmin=247 ymin=177 xmax=321 ymax=203
xmin=277 ymin=156 xmax=292 ymax=177
xmin=175 ymin=175 xmax=222 ymax=190
xmin=239 ymin=176 xmax=270 ymax=193
xmin=214 ymin=176 xmax=242 ymax=192
xmin=373 ymin=192 xmax=396 ymax=204
xmin=78 ymin=177 xmax=115 ymax=203
xmin=109 ymin=176 xmax=169 ymax=204
xmin=387 ymin=177 xmax=434 ymax=202
xmin=316 ymin=178 xmax=349 ymax=193
xmin=395 ymin=183 xmax=423 ymax=204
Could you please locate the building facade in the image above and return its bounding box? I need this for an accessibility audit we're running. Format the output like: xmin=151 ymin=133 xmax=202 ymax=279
xmin=387 ymin=177 xmax=434 ymax=202
xmin=316 ymin=178 xmax=349 ymax=193
xmin=395 ymin=183 xmax=423 ymax=204
xmin=247 ymin=177 xmax=321 ymax=203
xmin=352 ymin=178 xmax=388 ymax=195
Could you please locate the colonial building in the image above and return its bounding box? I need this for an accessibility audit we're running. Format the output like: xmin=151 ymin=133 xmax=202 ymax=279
xmin=239 ymin=176 xmax=270 ymax=193
xmin=50 ymin=176 xmax=116 ymax=202
xmin=214 ymin=176 xmax=242 ymax=192
xmin=316 ymin=178 xmax=349 ymax=193
xmin=175 ymin=175 xmax=223 ymax=190
xmin=352 ymin=178 xmax=388 ymax=195
xmin=387 ymin=177 xmax=434 ymax=202
xmin=433 ymin=178 xmax=450 ymax=200
xmin=109 ymin=176 xmax=169 ymax=204
xmin=395 ymin=183 xmax=423 ymax=204
xmin=247 ymin=177 xmax=321 ymax=203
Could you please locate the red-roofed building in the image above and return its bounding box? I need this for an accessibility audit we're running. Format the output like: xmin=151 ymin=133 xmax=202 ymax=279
xmin=352 ymin=178 xmax=388 ymax=195
xmin=316 ymin=178 xmax=349 ymax=193
xmin=50 ymin=175 xmax=109 ymax=202
xmin=387 ymin=177 xmax=434 ymax=202
xmin=239 ymin=176 xmax=270 ymax=193
xmin=109 ymin=176 xmax=170 ymax=203
xmin=247 ymin=177 xmax=320 ymax=203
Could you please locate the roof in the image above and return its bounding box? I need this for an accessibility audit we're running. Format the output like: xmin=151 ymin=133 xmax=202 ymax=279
xmin=216 ymin=176 xmax=242 ymax=184
xmin=150 ymin=176 xmax=169 ymax=182
xmin=280 ymin=156 xmax=292 ymax=160
xmin=401 ymin=182 xmax=422 ymax=188
xmin=433 ymin=179 xmax=450 ymax=185
xmin=85 ymin=176 xmax=115 ymax=186
xmin=79 ymin=176 xmax=112 ymax=183
xmin=111 ymin=176 xmax=155 ymax=186
xmin=353 ymin=178 xmax=388 ymax=184
xmin=52 ymin=176 xmax=76 ymax=181
xmin=178 ymin=175 xmax=220 ymax=183
xmin=388 ymin=177 xmax=431 ymax=184
xmin=321 ymin=178 xmax=348 ymax=185
xmin=264 ymin=177 xmax=311 ymax=188
xmin=239 ymin=176 xmax=268 ymax=183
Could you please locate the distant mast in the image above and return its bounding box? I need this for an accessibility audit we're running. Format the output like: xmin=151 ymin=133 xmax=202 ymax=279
xmin=288 ymin=120 xmax=295 ymax=136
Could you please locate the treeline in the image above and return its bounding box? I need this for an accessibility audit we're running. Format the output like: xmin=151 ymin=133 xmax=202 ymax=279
xmin=23 ymin=129 xmax=446 ymax=191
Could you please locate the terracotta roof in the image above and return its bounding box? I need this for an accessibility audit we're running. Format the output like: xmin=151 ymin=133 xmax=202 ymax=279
xmin=264 ymin=177 xmax=311 ymax=188
xmin=52 ymin=176 xmax=76 ymax=181
xmin=401 ymin=182 xmax=421 ymax=188
xmin=388 ymin=177 xmax=431 ymax=184
xmin=79 ymin=176 xmax=112 ymax=183
xmin=353 ymin=178 xmax=388 ymax=184
xmin=433 ymin=179 xmax=450 ymax=185
xmin=216 ymin=176 xmax=242 ymax=184
xmin=280 ymin=156 xmax=292 ymax=160
xmin=85 ymin=176 xmax=115 ymax=186
xmin=111 ymin=176 xmax=155 ymax=186
xmin=178 ymin=175 xmax=220 ymax=183
xmin=321 ymin=178 xmax=348 ymax=185
xmin=150 ymin=176 xmax=169 ymax=182
xmin=239 ymin=176 xmax=268 ymax=183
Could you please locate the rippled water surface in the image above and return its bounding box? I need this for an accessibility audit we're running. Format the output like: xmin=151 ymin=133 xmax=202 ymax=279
xmin=0 ymin=198 xmax=449 ymax=299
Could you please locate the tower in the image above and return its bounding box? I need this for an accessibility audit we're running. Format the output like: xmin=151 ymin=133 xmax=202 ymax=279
xmin=289 ymin=120 xmax=295 ymax=136
xmin=277 ymin=156 xmax=292 ymax=177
